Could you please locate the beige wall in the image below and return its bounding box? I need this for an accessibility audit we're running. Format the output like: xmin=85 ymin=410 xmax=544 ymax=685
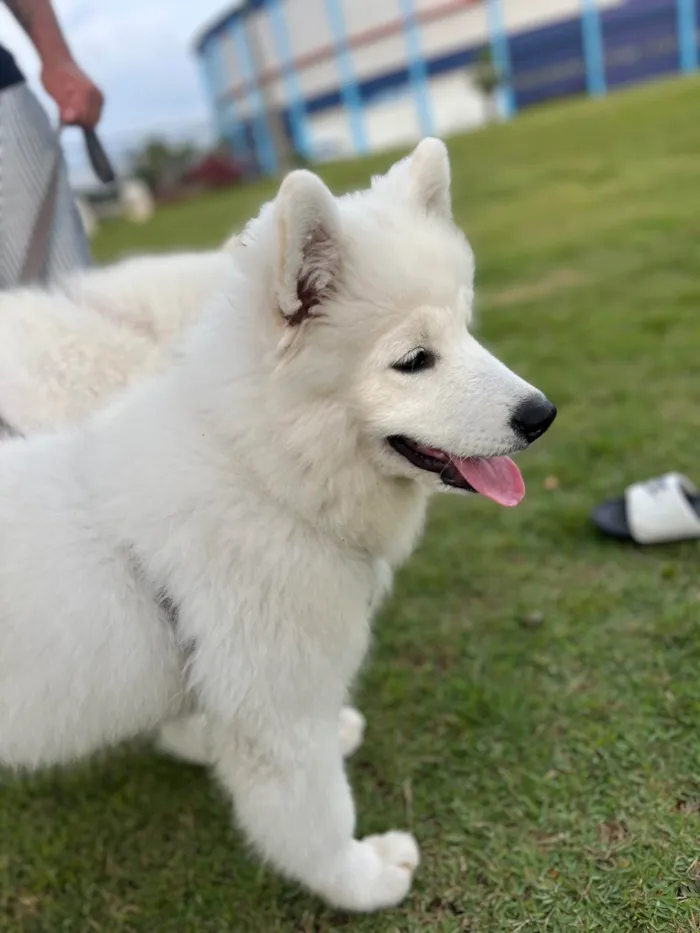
xmin=220 ymin=0 xmax=622 ymax=133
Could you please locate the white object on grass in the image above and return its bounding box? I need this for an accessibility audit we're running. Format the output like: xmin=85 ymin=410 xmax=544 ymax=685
xmin=627 ymin=473 xmax=700 ymax=544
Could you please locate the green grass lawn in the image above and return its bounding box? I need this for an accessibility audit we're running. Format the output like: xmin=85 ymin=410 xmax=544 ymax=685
xmin=4 ymin=76 xmax=700 ymax=932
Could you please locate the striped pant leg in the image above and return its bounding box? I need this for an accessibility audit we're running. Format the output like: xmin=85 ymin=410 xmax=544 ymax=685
xmin=0 ymin=82 xmax=92 ymax=289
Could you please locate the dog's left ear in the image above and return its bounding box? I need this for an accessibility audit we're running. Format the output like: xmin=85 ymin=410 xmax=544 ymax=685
xmin=274 ymin=170 xmax=341 ymax=326
xmin=407 ymin=137 xmax=452 ymax=221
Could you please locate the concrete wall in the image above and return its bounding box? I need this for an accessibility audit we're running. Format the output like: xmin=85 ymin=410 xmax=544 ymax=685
xmin=195 ymin=0 xmax=627 ymax=171
xmin=227 ymin=0 xmax=623 ymax=113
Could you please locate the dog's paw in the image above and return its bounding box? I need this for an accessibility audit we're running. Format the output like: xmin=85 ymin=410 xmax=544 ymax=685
xmin=155 ymin=714 xmax=211 ymax=766
xmin=322 ymin=831 xmax=419 ymax=912
xmin=363 ymin=831 xmax=420 ymax=873
xmin=339 ymin=706 xmax=366 ymax=758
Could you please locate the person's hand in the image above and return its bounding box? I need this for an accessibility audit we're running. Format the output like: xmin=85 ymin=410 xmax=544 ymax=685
xmin=41 ymin=57 xmax=103 ymax=128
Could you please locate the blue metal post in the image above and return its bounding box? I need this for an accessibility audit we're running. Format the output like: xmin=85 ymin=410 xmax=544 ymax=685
xmin=398 ymin=0 xmax=435 ymax=138
xmin=268 ymin=0 xmax=312 ymax=159
xmin=220 ymin=95 xmax=254 ymax=166
xmin=198 ymin=39 xmax=251 ymax=165
xmin=677 ymin=0 xmax=698 ymax=72
xmin=197 ymin=43 xmax=226 ymax=143
xmin=323 ymin=0 xmax=368 ymax=156
xmin=580 ymin=0 xmax=607 ymax=96
xmin=486 ymin=0 xmax=515 ymax=119
xmin=229 ymin=20 xmax=278 ymax=175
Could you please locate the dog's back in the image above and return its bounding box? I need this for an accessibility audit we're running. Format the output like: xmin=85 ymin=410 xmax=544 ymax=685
xmin=0 ymin=247 xmax=236 ymax=435
xmin=62 ymin=249 xmax=235 ymax=344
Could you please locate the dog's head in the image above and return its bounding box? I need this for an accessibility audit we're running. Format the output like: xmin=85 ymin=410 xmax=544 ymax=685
xmin=234 ymin=139 xmax=555 ymax=507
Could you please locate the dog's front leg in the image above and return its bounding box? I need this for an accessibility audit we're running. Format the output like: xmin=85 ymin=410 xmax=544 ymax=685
xmin=157 ymin=706 xmax=365 ymax=765
xmin=210 ymin=717 xmax=419 ymax=912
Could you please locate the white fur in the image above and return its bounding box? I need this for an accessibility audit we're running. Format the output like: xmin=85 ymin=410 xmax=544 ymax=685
xmin=0 ymin=139 xmax=549 ymax=911
xmin=0 ymin=236 xmax=238 ymax=434
xmin=157 ymin=706 xmax=367 ymax=765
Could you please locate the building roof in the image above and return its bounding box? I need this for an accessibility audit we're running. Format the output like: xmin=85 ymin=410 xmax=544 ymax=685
xmin=193 ymin=0 xmax=264 ymax=53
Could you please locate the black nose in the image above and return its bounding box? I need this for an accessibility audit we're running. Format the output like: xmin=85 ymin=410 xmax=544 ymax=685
xmin=510 ymin=395 xmax=557 ymax=443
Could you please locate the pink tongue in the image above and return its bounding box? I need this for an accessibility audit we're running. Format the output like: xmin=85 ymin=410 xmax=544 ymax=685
xmin=452 ymin=456 xmax=525 ymax=507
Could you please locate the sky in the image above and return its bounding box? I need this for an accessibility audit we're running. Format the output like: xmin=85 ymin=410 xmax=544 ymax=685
xmin=0 ymin=0 xmax=238 ymax=184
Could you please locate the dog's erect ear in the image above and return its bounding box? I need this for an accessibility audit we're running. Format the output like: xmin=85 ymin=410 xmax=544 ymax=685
xmin=407 ymin=137 xmax=452 ymax=221
xmin=274 ymin=170 xmax=341 ymax=326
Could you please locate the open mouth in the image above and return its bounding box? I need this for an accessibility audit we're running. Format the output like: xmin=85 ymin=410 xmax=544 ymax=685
xmin=387 ymin=435 xmax=526 ymax=507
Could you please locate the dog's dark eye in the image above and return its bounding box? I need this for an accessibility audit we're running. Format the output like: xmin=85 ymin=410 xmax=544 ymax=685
xmin=392 ymin=348 xmax=436 ymax=374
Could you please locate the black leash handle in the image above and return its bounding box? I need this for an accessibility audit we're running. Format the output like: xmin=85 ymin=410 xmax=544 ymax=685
xmin=83 ymin=127 xmax=116 ymax=184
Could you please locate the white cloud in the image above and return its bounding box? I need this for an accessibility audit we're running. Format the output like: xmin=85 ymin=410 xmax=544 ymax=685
xmin=0 ymin=0 xmax=233 ymax=184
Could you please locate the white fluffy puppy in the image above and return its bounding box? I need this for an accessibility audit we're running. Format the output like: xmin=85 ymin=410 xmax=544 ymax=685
xmin=0 ymin=139 xmax=555 ymax=912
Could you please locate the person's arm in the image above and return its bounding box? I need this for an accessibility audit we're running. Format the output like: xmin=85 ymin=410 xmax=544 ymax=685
xmin=5 ymin=0 xmax=71 ymax=70
xmin=5 ymin=0 xmax=104 ymax=128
